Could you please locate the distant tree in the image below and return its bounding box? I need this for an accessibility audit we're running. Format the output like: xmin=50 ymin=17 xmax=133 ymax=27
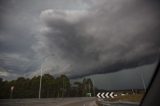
xmin=0 ymin=74 xmax=96 ymax=98
xmin=82 ymin=78 xmax=93 ymax=96
xmin=55 ymin=75 xmax=70 ymax=97
xmin=74 ymin=82 xmax=83 ymax=96
xmin=12 ymin=77 xmax=30 ymax=98
xmin=87 ymin=78 xmax=93 ymax=93
xmin=0 ymin=79 xmax=10 ymax=99
xmin=0 ymin=78 xmax=2 ymax=84
xmin=41 ymin=74 xmax=55 ymax=98
xmin=29 ymin=76 xmax=40 ymax=98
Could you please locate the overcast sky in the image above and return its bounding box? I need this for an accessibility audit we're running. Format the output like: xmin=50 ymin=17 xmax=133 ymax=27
xmin=0 ymin=0 xmax=160 ymax=89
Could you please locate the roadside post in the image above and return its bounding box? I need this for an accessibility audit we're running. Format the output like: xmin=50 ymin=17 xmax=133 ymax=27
xmin=10 ymin=86 xmax=14 ymax=99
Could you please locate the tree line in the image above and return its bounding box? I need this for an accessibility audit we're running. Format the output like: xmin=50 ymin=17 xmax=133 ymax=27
xmin=0 ymin=74 xmax=96 ymax=99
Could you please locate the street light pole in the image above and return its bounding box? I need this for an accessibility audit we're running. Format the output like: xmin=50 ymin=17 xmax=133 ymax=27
xmin=92 ymin=79 xmax=96 ymax=97
xmin=138 ymin=72 xmax=146 ymax=92
xmin=38 ymin=54 xmax=54 ymax=99
xmin=141 ymin=72 xmax=146 ymax=92
xmin=38 ymin=64 xmax=43 ymax=99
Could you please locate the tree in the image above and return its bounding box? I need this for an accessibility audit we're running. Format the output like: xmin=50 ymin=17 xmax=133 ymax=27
xmin=0 ymin=80 xmax=10 ymax=99
xmin=82 ymin=78 xmax=93 ymax=96
xmin=55 ymin=75 xmax=70 ymax=97
xmin=41 ymin=74 xmax=55 ymax=98
xmin=0 ymin=74 xmax=96 ymax=98
xmin=74 ymin=82 xmax=83 ymax=96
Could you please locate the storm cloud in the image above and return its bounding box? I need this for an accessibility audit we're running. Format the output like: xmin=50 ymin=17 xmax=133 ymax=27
xmin=37 ymin=0 xmax=160 ymax=78
xmin=0 ymin=0 xmax=160 ymax=80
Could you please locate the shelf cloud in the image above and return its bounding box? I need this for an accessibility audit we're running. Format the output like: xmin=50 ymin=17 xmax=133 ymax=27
xmin=0 ymin=0 xmax=160 ymax=79
xmin=37 ymin=0 xmax=160 ymax=78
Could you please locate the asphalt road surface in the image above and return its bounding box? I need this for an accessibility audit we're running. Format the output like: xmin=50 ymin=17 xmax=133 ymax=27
xmin=0 ymin=98 xmax=139 ymax=106
xmin=0 ymin=97 xmax=97 ymax=106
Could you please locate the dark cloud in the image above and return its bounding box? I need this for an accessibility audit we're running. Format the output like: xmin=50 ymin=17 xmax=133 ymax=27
xmin=0 ymin=0 xmax=91 ymax=79
xmin=39 ymin=0 xmax=160 ymax=78
xmin=72 ymin=63 xmax=157 ymax=89
xmin=0 ymin=0 xmax=159 ymax=81
xmin=0 ymin=0 xmax=39 ymax=77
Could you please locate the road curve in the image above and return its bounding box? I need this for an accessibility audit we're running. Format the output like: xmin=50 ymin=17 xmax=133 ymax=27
xmin=0 ymin=97 xmax=97 ymax=106
xmin=58 ymin=98 xmax=97 ymax=106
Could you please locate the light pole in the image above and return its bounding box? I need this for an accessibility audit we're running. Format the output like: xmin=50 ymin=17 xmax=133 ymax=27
xmin=38 ymin=63 xmax=43 ymax=99
xmin=38 ymin=55 xmax=54 ymax=99
xmin=92 ymin=79 xmax=96 ymax=97
xmin=140 ymin=72 xmax=146 ymax=92
xmin=138 ymin=72 xmax=146 ymax=92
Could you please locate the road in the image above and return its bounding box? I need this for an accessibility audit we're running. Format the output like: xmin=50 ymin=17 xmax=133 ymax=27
xmin=96 ymin=99 xmax=139 ymax=106
xmin=0 ymin=97 xmax=97 ymax=106
xmin=0 ymin=97 xmax=139 ymax=106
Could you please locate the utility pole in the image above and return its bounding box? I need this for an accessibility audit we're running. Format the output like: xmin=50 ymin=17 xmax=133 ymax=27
xmin=92 ymin=79 xmax=96 ymax=97
xmin=38 ymin=54 xmax=54 ymax=99
xmin=62 ymin=77 xmax=64 ymax=98
xmin=38 ymin=64 xmax=43 ymax=99
xmin=89 ymin=83 xmax=90 ymax=93
xmin=138 ymin=72 xmax=146 ymax=92
xmin=141 ymin=72 xmax=146 ymax=92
